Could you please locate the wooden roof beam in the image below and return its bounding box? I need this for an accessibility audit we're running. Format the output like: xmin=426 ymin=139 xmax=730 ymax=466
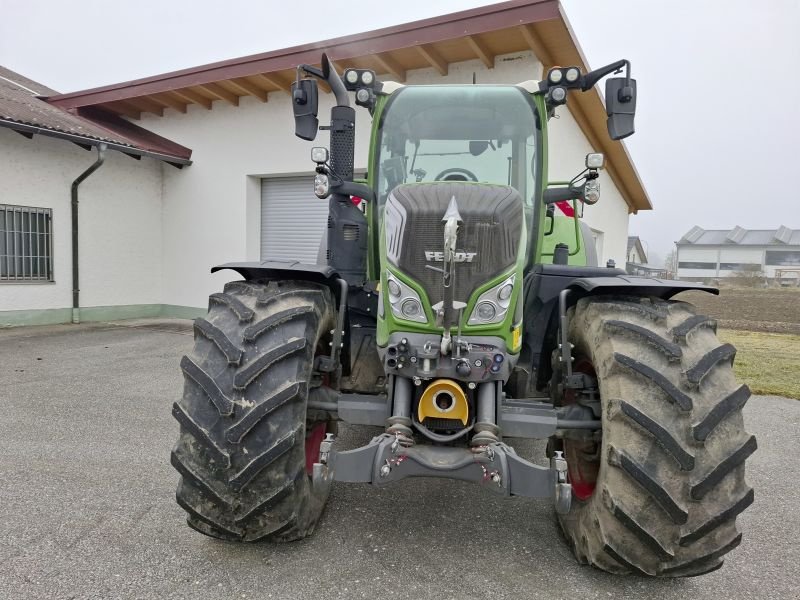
xmin=372 ymin=52 xmax=406 ymax=82
xmin=228 ymin=77 xmax=269 ymax=102
xmin=518 ymin=24 xmax=553 ymax=75
xmin=251 ymin=73 xmax=292 ymax=94
xmin=416 ymin=44 xmax=448 ymax=76
xmin=150 ymin=93 xmax=187 ymax=113
xmin=106 ymin=101 xmax=141 ymax=120
xmin=125 ymin=97 xmax=164 ymax=117
xmin=198 ymin=83 xmax=239 ymax=106
xmin=169 ymin=88 xmax=212 ymax=109
xmin=465 ymin=35 xmax=494 ymax=69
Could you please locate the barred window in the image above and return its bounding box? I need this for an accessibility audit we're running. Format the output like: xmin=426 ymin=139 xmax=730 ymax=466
xmin=0 ymin=204 xmax=53 ymax=282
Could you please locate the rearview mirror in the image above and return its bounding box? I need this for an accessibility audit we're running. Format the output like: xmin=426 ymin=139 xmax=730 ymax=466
xmin=291 ymin=78 xmax=319 ymax=141
xmin=605 ymin=77 xmax=637 ymax=140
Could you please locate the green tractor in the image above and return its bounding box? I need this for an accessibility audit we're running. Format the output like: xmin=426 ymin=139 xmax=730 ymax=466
xmin=171 ymin=54 xmax=755 ymax=576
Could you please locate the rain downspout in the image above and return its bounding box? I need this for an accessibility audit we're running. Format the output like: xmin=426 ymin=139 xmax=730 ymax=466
xmin=71 ymin=143 xmax=107 ymax=324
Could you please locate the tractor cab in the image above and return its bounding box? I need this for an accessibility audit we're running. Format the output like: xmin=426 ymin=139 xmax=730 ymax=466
xmin=373 ymin=85 xmax=539 ymax=204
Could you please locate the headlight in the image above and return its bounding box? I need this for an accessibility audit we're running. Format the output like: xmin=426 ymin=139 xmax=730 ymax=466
xmin=475 ymin=302 xmax=496 ymax=321
xmin=314 ymin=174 xmax=330 ymax=198
xmin=401 ymin=299 xmax=423 ymax=319
xmin=361 ymin=71 xmax=374 ymax=85
xmin=385 ymin=271 xmax=427 ymax=324
xmin=387 ymin=279 xmax=401 ymax=298
xmin=468 ymin=274 xmax=515 ymax=325
xmin=548 ymin=69 xmax=563 ymax=84
xmin=584 ymin=178 xmax=600 ymax=205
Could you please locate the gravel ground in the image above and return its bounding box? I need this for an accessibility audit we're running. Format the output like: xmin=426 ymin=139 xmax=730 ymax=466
xmin=0 ymin=320 xmax=797 ymax=600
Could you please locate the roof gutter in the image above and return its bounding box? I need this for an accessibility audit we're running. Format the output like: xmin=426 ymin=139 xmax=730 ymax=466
xmin=71 ymin=144 xmax=106 ymax=324
xmin=0 ymin=119 xmax=192 ymax=167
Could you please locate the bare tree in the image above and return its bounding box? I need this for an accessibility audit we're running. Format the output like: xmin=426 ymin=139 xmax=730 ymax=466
xmin=664 ymin=248 xmax=677 ymax=278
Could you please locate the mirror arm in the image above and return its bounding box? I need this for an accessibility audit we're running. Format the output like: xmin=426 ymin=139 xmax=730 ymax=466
xmin=330 ymin=180 xmax=375 ymax=203
xmin=322 ymin=53 xmax=350 ymax=108
xmin=581 ymin=59 xmax=630 ymax=91
xmin=295 ymin=56 xmax=350 ymax=108
xmin=297 ymin=64 xmax=324 ymax=80
xmin=543 ymin=184 xmax=584 ymax=205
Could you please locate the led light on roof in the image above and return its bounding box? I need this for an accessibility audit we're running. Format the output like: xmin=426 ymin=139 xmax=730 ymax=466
xmin=345 ymin=70 xmax=359 ymax=84
xmin=548 ymin=69 xmax=563 ymax=84
xmin=356 ymin=88 xmax=370 ymax=103
xmin=565 ymin=67 xmax=580 ymax=83
xmin=361 ymin=71 xmax=374 ymax=85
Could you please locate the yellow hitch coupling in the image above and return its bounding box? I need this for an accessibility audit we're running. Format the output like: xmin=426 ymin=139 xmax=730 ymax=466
xmin=417 ymin=379 xmax=469 ymax=426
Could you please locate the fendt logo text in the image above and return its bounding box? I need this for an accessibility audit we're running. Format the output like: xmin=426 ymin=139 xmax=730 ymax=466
xmin=424 ymin=251 xmax=477 ymax=263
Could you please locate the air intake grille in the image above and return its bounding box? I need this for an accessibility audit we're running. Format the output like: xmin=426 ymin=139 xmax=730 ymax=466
xmin=385 ymin=182 xmax=523 ymax=306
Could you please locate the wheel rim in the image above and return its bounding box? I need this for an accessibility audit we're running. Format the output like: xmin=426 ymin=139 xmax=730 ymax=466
xmin=562 ymin=357 xmax=600 ymax=501
xmin=305 ymin=422 xmax=327 ymax=476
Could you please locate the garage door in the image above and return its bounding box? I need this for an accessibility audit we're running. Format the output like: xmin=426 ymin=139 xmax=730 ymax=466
xmin=260 ymin=176 xmax=329 ymax=263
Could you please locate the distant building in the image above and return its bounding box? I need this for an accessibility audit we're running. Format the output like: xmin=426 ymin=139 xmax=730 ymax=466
xmin=627 ymin=236 xmax=647 ymax=264
xmin=625 ymin=236 xmax=667 ymax=277
xmin=676 ymin=226 xmax=800 ymax=281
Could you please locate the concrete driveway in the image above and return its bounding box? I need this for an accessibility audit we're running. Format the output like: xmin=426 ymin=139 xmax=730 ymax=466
xmin=0 ymin=321 xmax=797 ymax=600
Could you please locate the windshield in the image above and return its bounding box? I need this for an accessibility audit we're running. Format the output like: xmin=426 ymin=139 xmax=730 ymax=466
xmin=375 ymin=85 xmax=539 ymax=207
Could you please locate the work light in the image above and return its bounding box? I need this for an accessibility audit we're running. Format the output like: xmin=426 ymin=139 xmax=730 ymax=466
xmin=311 ymin=147 xmax=329 ymax=164
xmin=585 ymin=153 xmax=604 ymax=169
xmin=565 ymin=67 xmax=580 ymax=83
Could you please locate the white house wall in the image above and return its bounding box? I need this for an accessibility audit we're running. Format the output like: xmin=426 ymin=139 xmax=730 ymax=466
xmin=142 ymin=51 xmax=633 ymax=309
xmin=0 ymin=127 xmax=163 ymax=317
xmin=547 ymin=108 xmax=629 ymax=266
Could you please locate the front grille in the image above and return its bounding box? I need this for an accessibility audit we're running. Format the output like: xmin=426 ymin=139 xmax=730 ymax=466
xmin=385 ymin=182 xmax=523 ymax=306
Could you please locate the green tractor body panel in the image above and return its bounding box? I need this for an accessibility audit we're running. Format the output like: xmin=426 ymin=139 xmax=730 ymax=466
xmin=368 ymin=86 xmax=585 ymax=351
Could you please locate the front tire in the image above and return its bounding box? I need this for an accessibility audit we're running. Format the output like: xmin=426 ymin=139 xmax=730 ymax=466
xmin=556 ymin=296 xmax=756 ymax=576
xmin=171 ymin=280 xmax=335 ymax=542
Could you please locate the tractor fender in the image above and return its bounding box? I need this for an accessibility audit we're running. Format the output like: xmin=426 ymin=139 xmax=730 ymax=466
xmin=211 ymin=259 xmax=340 ymax=287
xmin=517 ymin=267 xmax=718 ymax=395
xmin=567 ymin=275 xmax=719 ymax=299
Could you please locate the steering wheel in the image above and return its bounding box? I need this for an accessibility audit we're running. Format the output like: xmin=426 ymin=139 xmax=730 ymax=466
xmin=434 ymin=168 xmax=479 ymax=182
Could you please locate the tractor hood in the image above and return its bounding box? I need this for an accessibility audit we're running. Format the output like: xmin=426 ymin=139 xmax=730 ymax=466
xmin=384 ymin=182 xmax=524 ymax=307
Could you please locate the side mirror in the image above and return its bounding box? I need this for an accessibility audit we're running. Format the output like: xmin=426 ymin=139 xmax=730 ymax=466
xmin=291 ymin=78 xmax=319 ymax=141
xmin=605 ymin=77 xmax=637 ymax=140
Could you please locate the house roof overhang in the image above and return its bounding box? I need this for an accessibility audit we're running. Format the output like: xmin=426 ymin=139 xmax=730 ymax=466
xmin=46 ymin=0 xmax=650 ymax=210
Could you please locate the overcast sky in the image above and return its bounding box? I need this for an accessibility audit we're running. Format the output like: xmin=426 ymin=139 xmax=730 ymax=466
xmin=1 ymin=0 xmax=797 ymax=263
